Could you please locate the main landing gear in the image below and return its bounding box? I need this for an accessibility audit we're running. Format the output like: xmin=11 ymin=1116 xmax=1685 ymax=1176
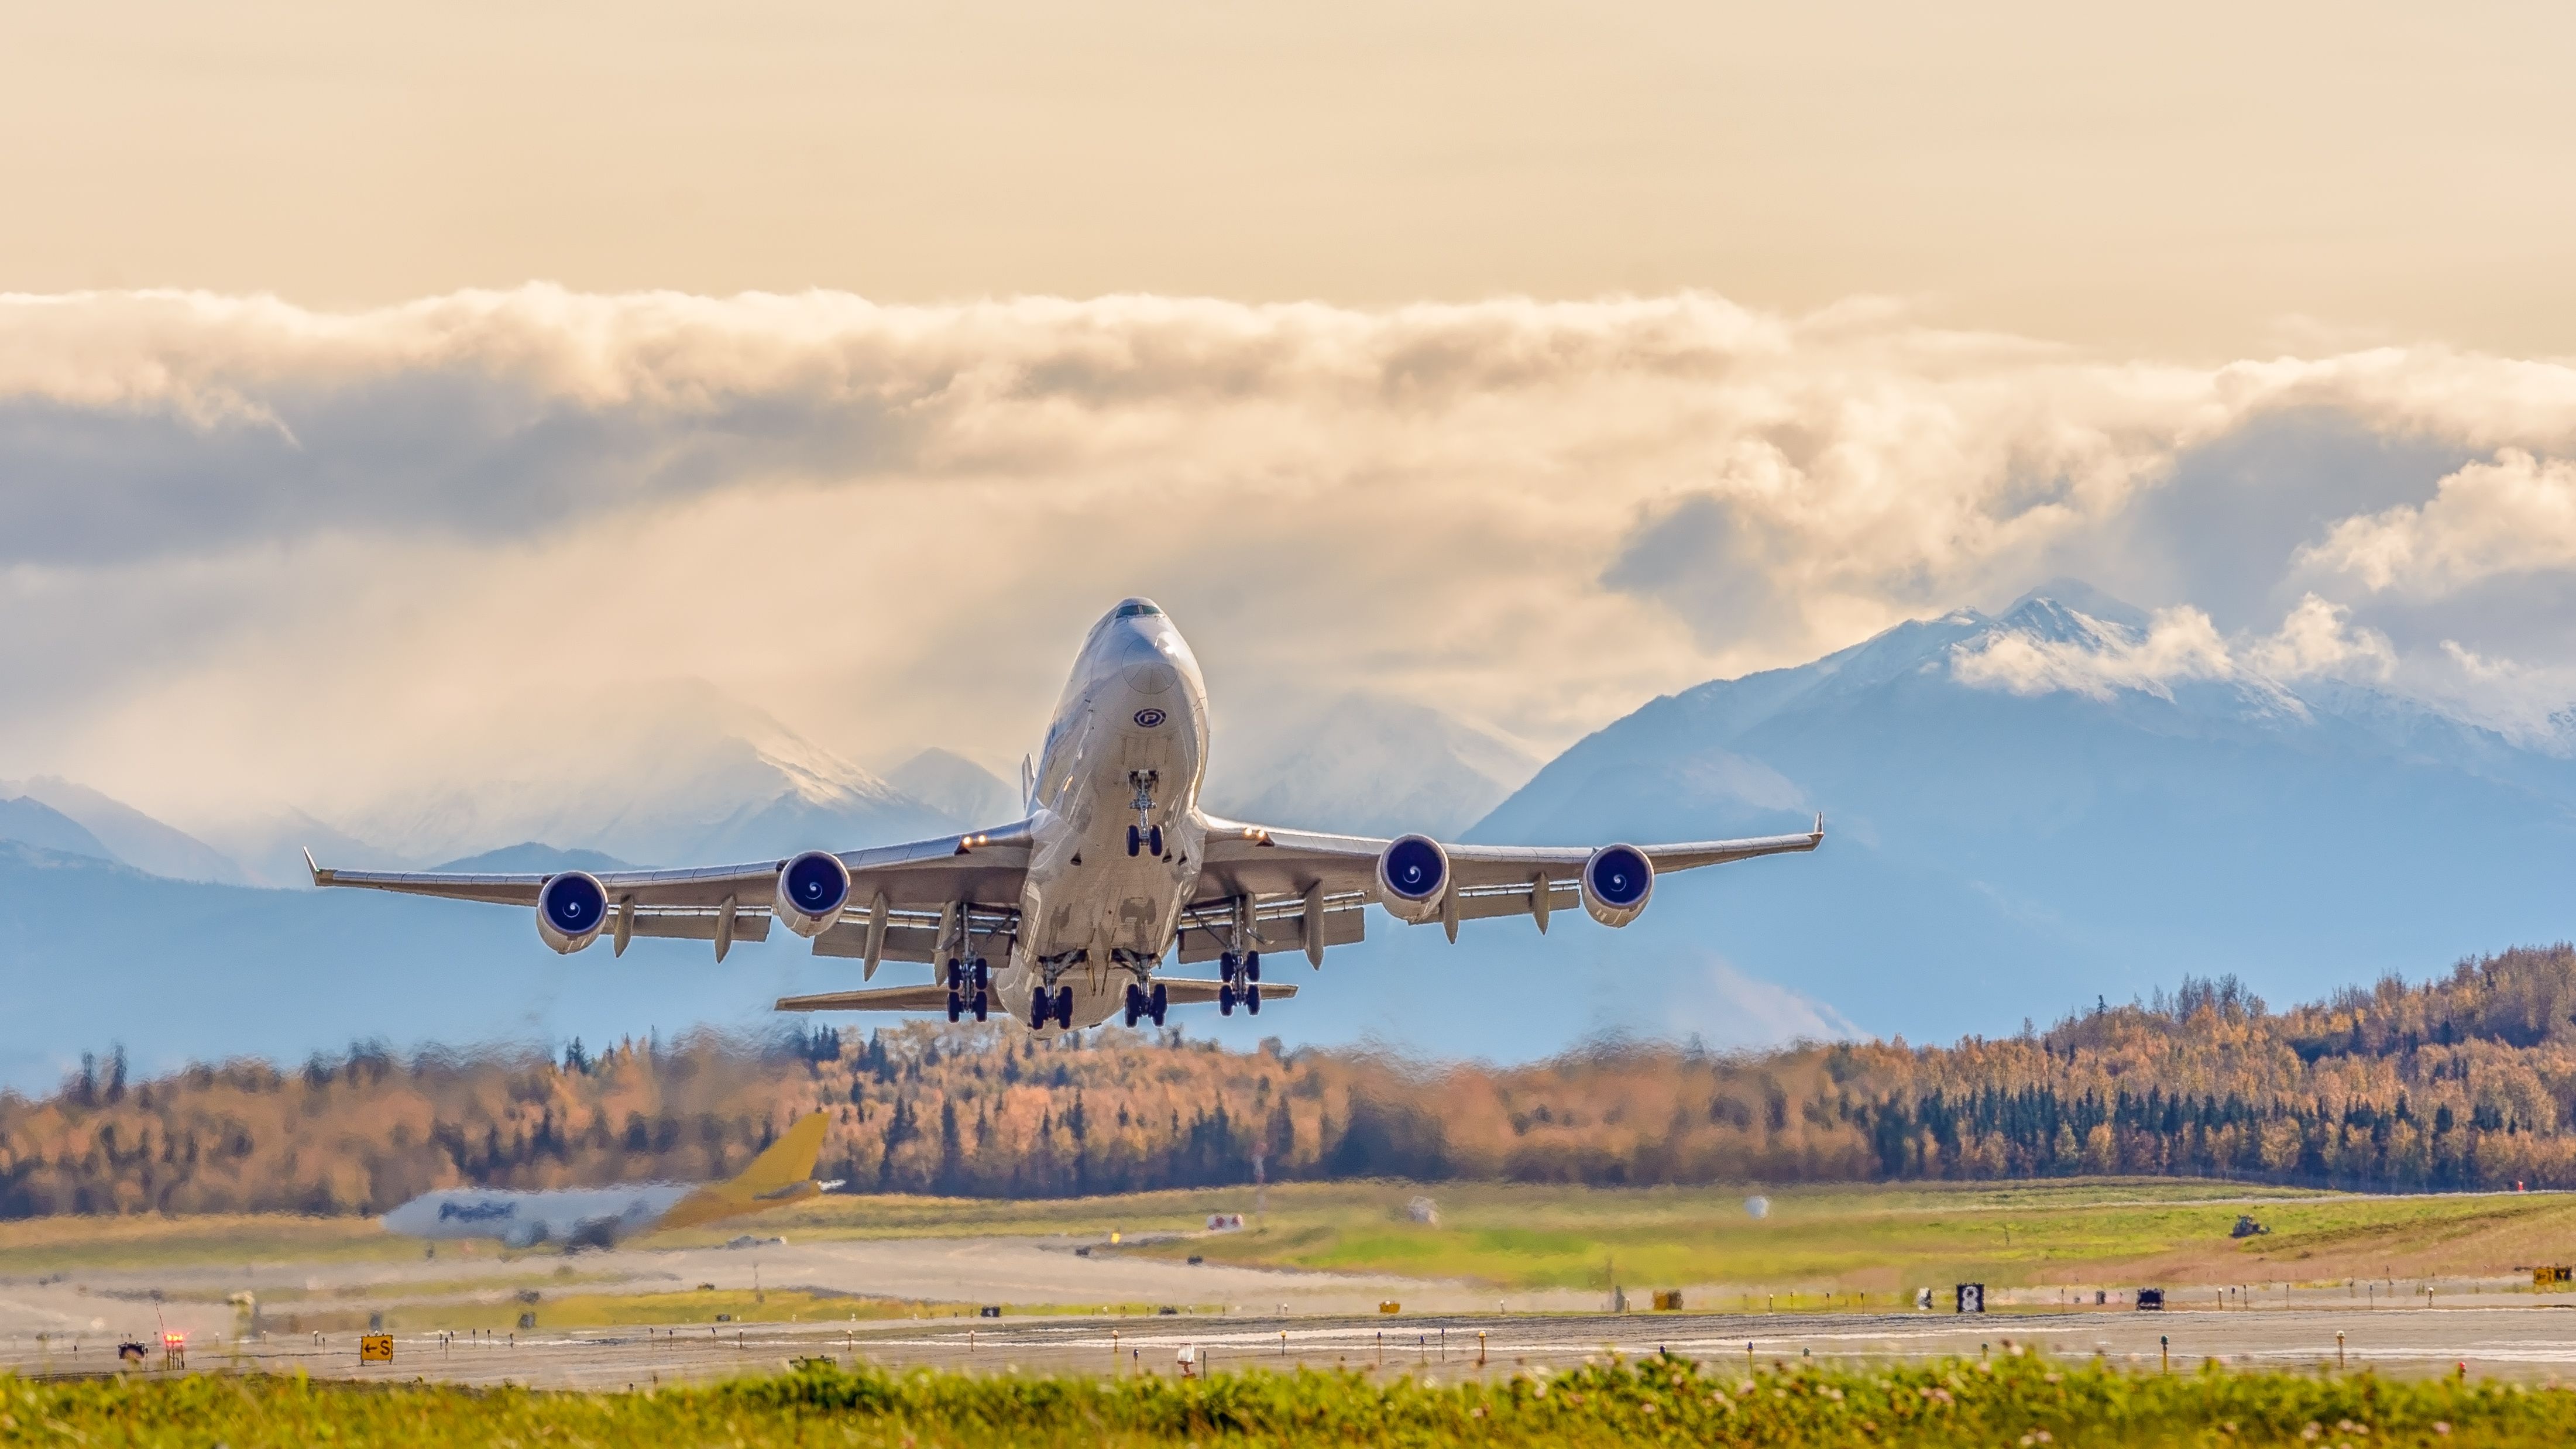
xmin=1123 ymin=980 xmax=1169 ymax=1028
xmin=1217 ymin=950 xmax=1262 ymax=1016
xmin=1028 ymin=984 xmax=1075 ymax=1031
xmin=1125 ymin=771 xmax=1163 ymax=857
xmin=945 ymin=958 xmax=989 ymax=1023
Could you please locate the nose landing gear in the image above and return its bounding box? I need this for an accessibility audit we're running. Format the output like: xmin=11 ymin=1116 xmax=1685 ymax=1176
xmin=1126 ymin=772 xmax=1165 ymax=856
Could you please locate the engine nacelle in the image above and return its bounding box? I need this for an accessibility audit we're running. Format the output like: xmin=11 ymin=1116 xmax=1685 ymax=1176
xmin=774 ymin=850 xmax=853 ymax=938
xmin=1376 ymin=834 xmax=1450 ymax=925
xmin=536 ymin=871 xmax=609 ymax=953
xmin=1580 ymin=844 xmax=1653 ymax=928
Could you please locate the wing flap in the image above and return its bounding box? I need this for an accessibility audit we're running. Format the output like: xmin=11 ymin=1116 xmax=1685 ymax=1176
xmin=626 ymin=910 xmax=775 ymax=944
xmin=1173 ymin=893 xmax=1367 ymax=963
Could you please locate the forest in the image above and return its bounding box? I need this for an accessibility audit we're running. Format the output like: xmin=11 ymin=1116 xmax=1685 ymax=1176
xmin=11 ymin=945 xmax=2576 ymax=1215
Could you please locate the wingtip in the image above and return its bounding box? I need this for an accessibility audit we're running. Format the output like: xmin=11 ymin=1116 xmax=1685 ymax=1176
xmin=1812 ymin=812 xmax=1827 ymax=842
xmin=301 ymin=846 xmax=327 ymax=885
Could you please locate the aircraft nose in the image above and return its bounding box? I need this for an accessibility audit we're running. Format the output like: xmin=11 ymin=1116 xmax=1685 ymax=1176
xmin=1115 ymin=626 xmax=1179 ymax=695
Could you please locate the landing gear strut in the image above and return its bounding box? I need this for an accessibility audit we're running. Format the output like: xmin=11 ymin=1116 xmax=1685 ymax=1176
xmin=947 ymin=957 xmax=990 ymax=1022
xmin=1218 ymin=950 xmax=1263 ymax=1015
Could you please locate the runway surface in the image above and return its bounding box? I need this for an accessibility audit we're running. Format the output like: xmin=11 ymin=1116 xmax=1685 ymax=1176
xmin=12 ymin=1225 xmax=2576 ymax=1387
xmin=13 ymin=1304 xmax=2576 ymax=1388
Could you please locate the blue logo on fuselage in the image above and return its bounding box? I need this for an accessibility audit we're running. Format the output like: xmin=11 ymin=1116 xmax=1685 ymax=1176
xmin=1134 ymin=708 xmax=1166 ymax=728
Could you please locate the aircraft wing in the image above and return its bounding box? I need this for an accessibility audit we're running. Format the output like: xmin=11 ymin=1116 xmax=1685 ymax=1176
xmin=305 ymin=822 xmax=1035 ymax=970
xmin=1180 ymin=813 xmax=1824 ymax=960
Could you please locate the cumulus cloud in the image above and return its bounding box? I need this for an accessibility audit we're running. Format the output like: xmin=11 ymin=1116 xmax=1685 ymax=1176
xmin=2300 ymin=449 xmax=2576 ymax=596
xmin=0 ymin=285 xmax=2572 ymax=834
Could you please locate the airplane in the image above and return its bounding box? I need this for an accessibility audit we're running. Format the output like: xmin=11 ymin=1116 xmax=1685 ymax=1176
xmin=309 ymin=597 xmax=1823 ymax=1031
xmin=379 ymin=1111 xmax=839 ymax=1251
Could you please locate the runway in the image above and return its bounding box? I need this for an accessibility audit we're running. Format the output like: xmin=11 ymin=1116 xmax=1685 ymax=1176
xmin=12 ymin=1304 xmax=2576 ymax=1388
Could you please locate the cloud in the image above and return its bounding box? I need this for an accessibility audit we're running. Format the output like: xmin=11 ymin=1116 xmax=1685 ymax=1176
xmin=1950 ymin=595 xmax=2393 ymax=703
xmin=2300 ymin=449 xmax=2576 ymax=596
xmin=0 ymin=285 xmax=2573 ymax=832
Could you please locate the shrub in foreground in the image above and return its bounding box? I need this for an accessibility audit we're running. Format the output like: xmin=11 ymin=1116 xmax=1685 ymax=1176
xmin=2 ymin=1352 xmax=2563 ymax=1445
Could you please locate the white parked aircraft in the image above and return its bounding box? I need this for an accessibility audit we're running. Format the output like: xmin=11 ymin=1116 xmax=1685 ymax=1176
xmin=379 ymin=1112 xmax=837 ymax=1251
xmin=310 ymin=598 xmax=1822 ymax=1031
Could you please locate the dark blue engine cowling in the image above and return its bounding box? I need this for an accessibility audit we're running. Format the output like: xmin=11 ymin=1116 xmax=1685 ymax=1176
xmin=1581 ymin=844 xmax=1653 ymax=927
xmin=536 ymin=871 xmax=609 ymax=953
xmin=1375 ymin=835 xmax=1450 ymax=924
xmin=772 ymin=850 xmax=853 ymax=938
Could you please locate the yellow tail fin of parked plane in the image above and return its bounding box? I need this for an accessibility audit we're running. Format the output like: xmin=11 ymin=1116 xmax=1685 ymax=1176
xmin=656 ymin=1110 xmax=832 ymax=1233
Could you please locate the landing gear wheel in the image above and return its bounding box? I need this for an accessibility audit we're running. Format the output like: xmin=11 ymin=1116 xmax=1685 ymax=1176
xmin=1244 ymin=951 xmax=1260 ymax=983
xmin=946 ymin=989 xmax=962 ymax=1023
xmin=1053 ymin=986 xmax=1076 ymax=1029
xmin=1126 ymin=825 xmax=1142 ymax=857
xmin=1218 ymin=981 xmax=1236 ymax=1016
xmin=1247 ymin=983 xmax=1262 ymax=1014
xmin=972 ymin=990 xmax=989 ymax=1023
xmin=1150 ymin=981 xmax=1169 ymax=1026
xmin=945 ymin=959 xmax=963 ymax=991
xmin=971 ymin=958 xmax=990 ymax=991
xmin=1123 ymin=983 xmax=1144 ymax=1028
xmin=1029 ymin=990 xmax=1050 ymax=1030
xmin=1149 ymin=825 xmax=1164 ymax=856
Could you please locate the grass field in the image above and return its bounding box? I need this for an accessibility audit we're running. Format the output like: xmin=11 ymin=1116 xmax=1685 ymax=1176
xmin=752 ymin=1178 xmax=2576 ymax=1296
xmin=13 ymin=1178 xmax=2576 ymax=1300
xmin=2 ymin=1355 xmax=2560 ymax=1446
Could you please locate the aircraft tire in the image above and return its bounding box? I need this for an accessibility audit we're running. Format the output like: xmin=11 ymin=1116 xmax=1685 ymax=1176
xmin=1218 ymin=981 xmax=1235 ymax=1015
xmin=946 ymin=990 xmax=961 ymax=1023
xmin=972 ymin=990 xmax=988 ymax=1022
xmin=1245 ymin=952 xmax=1260 ymax=982
xmin=1150 ymin=981 xmax=1168 ymax=1025
xmin=972 ymin=958 xmax=989 ymax=991
xmin=1054 ymin=987 xmax=1075 ymax=1029
xmin=1126 ymin=825 xmax=1141 ymax=857
xmin=1149 ymin=825 xmax=1164 ymax=856
xmin=1123 ymin=983 xmax=1143 ymax=1028
xmin=1247 ymin=983 xmax=1262 ymax=1014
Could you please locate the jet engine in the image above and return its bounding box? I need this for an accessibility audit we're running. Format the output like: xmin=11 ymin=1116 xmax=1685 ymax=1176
xmin=1580 ymin=844 xmax=1653 ymax=928
xmin=773 ymin=850 xmax=853 ymax=938
xmin=1376 ymin=834 xmax=1450 ymax=924
xmin=536 ymin=871 xmax=610 ymax=953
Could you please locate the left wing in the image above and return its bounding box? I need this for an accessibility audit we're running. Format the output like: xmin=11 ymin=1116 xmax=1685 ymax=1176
xmin=305 ymin=823 xmax=1035 ymax=971
xmin=1178 ymin=813 xmax=1825 ymax=962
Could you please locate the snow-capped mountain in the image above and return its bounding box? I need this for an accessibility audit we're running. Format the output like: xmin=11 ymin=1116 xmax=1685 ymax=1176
xmin=286 ymin=682 xmax=960 ymax=870
xmin=1203 ymin=692 xmax=1544 ymax=838
xmin=1465 ymin=581 xmax=2576 ymax=1042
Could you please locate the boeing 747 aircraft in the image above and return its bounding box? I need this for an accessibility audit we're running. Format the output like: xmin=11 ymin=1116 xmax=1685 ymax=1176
xmin=379 ymin=1111 xmax=839 ymax=1251
xmin=310 ymin=599 xmax=1822 ymax=1030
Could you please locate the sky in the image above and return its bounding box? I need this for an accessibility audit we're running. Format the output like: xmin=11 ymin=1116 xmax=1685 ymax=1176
xmin=3 ymin=2 xmax=2576 ymax=839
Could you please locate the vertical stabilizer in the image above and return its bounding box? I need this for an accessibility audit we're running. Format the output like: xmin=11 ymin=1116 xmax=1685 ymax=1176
xmin=653 ymin=1111 xmax=832 ymax=1233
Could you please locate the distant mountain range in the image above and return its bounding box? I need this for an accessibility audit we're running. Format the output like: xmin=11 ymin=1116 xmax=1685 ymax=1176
xmin=8 ymin=581 xmax=2576 ymax=1089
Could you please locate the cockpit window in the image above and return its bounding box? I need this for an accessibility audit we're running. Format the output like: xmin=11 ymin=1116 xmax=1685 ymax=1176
xmin=1112 ymin=600 xmax=1164 ymax=618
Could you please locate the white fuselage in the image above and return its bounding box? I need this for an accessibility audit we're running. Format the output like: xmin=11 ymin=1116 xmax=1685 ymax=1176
xmin=380 ymin=1183 xmax=693 ymax=1249
xmin=994 ymin=602 xmax=1210 ymax=1028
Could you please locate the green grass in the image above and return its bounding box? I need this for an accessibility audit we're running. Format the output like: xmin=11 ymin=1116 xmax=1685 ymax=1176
xmin=1090 ymin=1180 xmax=2576 ymax=1295
xmin=4 ymin=1355 xmax=2564 ymax=1445
xmin=19 ymin=1179 xmax=2576 ymax=1302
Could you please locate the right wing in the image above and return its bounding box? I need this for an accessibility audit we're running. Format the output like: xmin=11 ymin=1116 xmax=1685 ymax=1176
xmin=305 ymin=823 xmax=1035 ymax=971
xmin=1178 ymin=813 xmax=1825 ymax=960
